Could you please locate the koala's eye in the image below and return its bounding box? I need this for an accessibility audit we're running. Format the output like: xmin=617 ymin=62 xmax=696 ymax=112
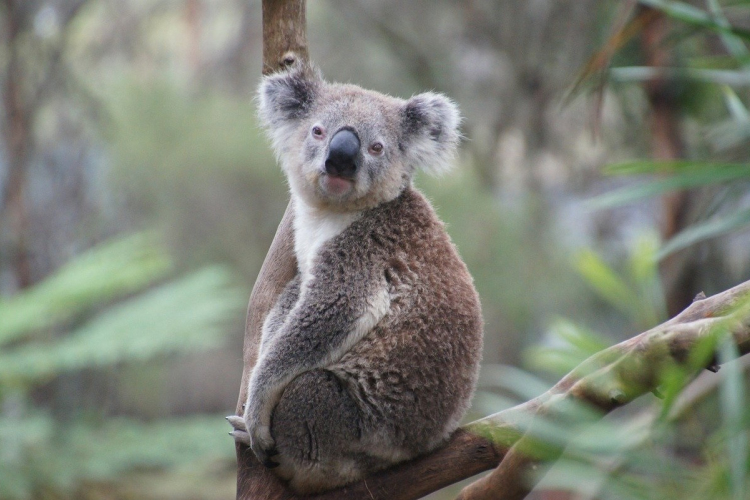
xmin=311 ymin=125 xmax=325 ymax=139
xmin=369 ymin=142 xmax=384 ymax=155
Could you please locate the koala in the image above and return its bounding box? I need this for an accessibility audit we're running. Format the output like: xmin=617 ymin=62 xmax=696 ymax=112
xmin=228 ymin=64 xmax=483 ymax=494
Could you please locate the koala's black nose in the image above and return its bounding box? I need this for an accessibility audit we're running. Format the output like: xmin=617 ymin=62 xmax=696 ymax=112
xmin=325 ymin=129 xmax=360 ymax=179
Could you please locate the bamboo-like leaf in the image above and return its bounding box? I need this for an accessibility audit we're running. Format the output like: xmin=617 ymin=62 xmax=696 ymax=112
xmin=610 ymin=66 xmax=750 ymax=86
xmin=591 ymin=164 xmax=750 ymax=209
xmin=658 ymin=206 xmax=750 ymax=258
xmin=708 ymin=88 xmax=750 ymax=150
xmin=575 ymin=250 xmax=642 ymax=318
xmin=637 ymin=0 xmax=750 ymax=41
xmin=602 ymin=160 xmax=743 ymax=176
xmin=566 ymin=4 xmax=654 ymax=101
xmin=629 ymin=234 xmax=667 ymax=326
xmin=480 ymin=364 xmax=551 ymax=401
xmin=552 ymin=319 xmax=610 ymax=356
xmin=718 ymin=338 xmax=746 ymax=500
xmin=525 ymin=319 xmax=610 ymax=375
xmin=706 ymin=0 xmax=750 ymax=65
xmin=722 ymin=85 xmax=750 ymax=122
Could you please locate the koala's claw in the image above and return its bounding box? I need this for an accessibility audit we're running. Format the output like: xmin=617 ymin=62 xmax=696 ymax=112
xmin=226 ymin=415 xmax=252 ymax=446
xmin=228 ymin=415 xmax=278 ymax=467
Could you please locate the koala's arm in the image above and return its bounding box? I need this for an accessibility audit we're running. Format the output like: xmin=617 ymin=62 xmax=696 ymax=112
xmin=258 ymin=274 xmax=302 ymax=355
xmin=244 ymin=271 xmax=390 ymax=462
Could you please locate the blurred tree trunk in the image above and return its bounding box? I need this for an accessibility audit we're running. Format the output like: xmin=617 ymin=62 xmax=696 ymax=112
xmin=640 ymin=7 xmax=697 ymax=317
xmin=1 ymin=0 xmax=33 ymax=290
xmin=185 ymin=0 xmax=203 ymax=73
xmin=1 ymin=0 xmax=91 ymax=291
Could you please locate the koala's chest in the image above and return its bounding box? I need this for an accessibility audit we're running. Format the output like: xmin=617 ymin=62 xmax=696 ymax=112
xmin=293 ymin=202 xmax=360 ymax=278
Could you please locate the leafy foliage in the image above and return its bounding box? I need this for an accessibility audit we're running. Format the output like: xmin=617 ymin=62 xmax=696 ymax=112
xmin=481 ymin=235 xmax=750 ymax=500
xmin=0 ymin=234 xmax=245 ymax=499
xmin=586 ymin=0 xmax=750 ymax=260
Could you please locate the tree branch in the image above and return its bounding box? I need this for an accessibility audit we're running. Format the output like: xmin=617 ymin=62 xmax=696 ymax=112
xmin=456 ymin=280 xmax=750 ymax=500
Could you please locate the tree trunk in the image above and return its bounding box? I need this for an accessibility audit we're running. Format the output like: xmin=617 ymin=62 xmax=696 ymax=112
xmin=234 ymin=2 xmax=307 ymax=499
xmin=1 ymin=0 xmax=33 ymax=290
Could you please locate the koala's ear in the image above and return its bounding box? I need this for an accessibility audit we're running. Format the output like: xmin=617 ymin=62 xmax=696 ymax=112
xmin=400 ymin=92 xmax=461 ymax=175
xmin=257 ymin=65 xmax=322 ymax=148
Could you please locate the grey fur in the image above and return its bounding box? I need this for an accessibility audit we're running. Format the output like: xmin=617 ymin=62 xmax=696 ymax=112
xmin=233 ymin=64 xmax=483 ymax=494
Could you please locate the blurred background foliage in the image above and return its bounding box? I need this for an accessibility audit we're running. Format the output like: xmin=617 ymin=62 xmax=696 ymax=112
xmin=1 ymin=0 xmax=750 ymax=499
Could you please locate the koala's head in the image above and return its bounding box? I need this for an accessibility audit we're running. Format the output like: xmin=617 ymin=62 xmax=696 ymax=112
xmin=257 ymin=65 xmax=461 ymax=211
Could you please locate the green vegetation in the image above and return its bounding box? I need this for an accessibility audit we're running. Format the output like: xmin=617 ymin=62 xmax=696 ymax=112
xmin=479 ymin=236 xmax=750 ymax=500
xmin=2 ymin=0 xmax=750 ymax=498
xmin=598 ymin=1 xmax=750 ymax=256
xmin=0 ymin=235 xmax=245 ymax=499
xmin=473 ymin=2 xmax=750 ymax=497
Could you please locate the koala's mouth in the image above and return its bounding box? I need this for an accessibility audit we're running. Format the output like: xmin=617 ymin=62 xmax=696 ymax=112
xmin=319 ymin=173 xmax=355 ymax=197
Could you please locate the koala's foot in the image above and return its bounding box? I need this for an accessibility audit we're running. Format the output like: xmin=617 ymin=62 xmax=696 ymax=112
xmin=225 ymin=415 xmax=279 ymax=468
xmin=250 ymin=424 xmax=279 ymax=468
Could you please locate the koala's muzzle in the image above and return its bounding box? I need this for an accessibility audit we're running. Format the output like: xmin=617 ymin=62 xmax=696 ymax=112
xmin=325 ymin=129 xmax=360 ymax=179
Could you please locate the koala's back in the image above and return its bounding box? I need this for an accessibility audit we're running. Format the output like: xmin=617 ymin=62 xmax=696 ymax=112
xmin=271 ymin=186 xmax=483 ymax=491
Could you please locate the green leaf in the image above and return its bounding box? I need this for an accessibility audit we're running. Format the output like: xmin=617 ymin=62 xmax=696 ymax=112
xmin=0 ymin=412 xmax=236 ymax=498
xmin=480 ymin=364 xmax=551 ymax=401
xmin=62 ymin=415 xmax=236 ymax=477
xmin=706 ymin=0 xmax=750 ymax=65
xmin=0 ymin=234 xmax=172 ymax=345
xmin=0 ymin=266 xmax=245 ymax=384
xmin=718 ymin=338 xmax=746 ymax=500
xmin=708 ymin=121 xmax=750 ymax=151
xmin=637 ymin=0 xmax=750 ymax=41
xmin=591 ymin=163 xmax=750 ymax=209
xmin=721 ymin=85 xmax=750 ymax=122
xmin=602 ymin=160 xmax=743 ymax=176
xmin=658 ymin=206 xmax=750 ymax=258
xmin=610 ymin=66 xmax=750 ymax=86
xmin=629 ymin=233 xmax=667 ymax=326
xmin=574 ymin=250 xmax=641 ymax=318
xmin=525 ymin=319 xmax=610 ymax=375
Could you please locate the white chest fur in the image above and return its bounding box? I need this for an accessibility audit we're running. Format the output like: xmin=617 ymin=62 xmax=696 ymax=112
xmin=293 ymin=200 xmax=360 ymax=278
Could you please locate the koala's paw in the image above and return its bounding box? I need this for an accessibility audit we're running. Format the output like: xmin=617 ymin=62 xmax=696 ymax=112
xmin=227 ymin=415 xmax=279 ymax=468
xmin=250 ymin=424 xmax=279 ymax=468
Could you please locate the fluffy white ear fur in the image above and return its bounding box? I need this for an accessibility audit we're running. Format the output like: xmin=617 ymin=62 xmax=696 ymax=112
xmin=256 ymin=66 xmax=322 ymax=161
xmin=401 ymin=92 xmax=462 ymax=175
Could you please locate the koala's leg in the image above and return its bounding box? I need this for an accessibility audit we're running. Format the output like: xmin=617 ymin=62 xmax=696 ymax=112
xmin=271 ymin=369 xmax=385 ymax=494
